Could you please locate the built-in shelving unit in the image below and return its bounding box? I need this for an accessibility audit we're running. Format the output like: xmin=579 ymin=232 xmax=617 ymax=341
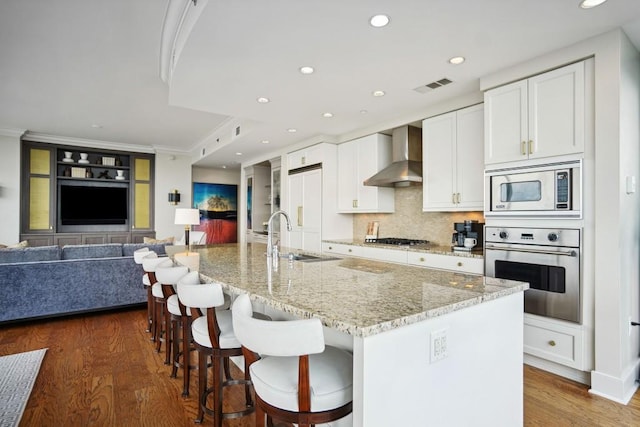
xmin=20 ymin=140 xmax=156 ymax=246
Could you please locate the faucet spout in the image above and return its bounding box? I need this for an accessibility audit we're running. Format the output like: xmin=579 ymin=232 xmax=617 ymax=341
xmin=266 ymin=210 xmax=292 ymax=257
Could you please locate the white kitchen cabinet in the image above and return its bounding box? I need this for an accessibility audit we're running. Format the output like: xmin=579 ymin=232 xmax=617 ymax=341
xmin=407 ymin=251 xmax=484 ymax=275
xmin=322 ymin=242 xmax=408 ymax=264
xmin=422 ymin=104 xmax=484 ymax=211
xmin=484 ymin=60 xmax=585 ymax=165
xmin=288 ymin=168 xmax=322 ymax=252
xmin=523 ymin=314 xmax=586 ymax=370
xmin=322 ymin=242 xmax=362 ymax=257
xmin=337 ymin=134 xmax=395 ymax=213
xmin=287 ymin=144 xmax=325 ymax=170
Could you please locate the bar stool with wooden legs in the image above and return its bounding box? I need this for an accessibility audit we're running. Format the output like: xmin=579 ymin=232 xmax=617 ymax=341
xmin=232 ymin=294 xmax=353 ymax=427
xmin=133 ymin=248 xmax=156 ymax=333
xmin=155 ymin=265 xmax=190 ymax=367
xmin=167 ymin=270 xmax=200 ymax=396
xmin=141 ymin=256 xmax=174 ymax=349
xmin=177 ymin=282 xmax=254 ymax=426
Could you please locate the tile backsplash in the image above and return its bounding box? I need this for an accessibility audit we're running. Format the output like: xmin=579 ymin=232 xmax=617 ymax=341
xmin=352 ymin=186 xmax=485 ymax=246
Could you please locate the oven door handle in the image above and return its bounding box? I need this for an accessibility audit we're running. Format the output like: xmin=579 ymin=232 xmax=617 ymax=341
xmin=485 ymin=244 xmax=577 ymax=257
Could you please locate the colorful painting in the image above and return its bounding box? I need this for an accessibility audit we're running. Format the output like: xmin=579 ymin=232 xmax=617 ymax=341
xmin=192 ymin=182 xmax=238 ymax=244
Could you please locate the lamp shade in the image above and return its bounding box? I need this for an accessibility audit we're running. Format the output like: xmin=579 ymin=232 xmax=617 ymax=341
xmin=174 ymin=208 xmax=200 ymax=225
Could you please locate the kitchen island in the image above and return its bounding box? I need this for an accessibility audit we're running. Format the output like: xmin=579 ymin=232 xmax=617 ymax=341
xmin=191 ymin=243 xmax=528 ymax=427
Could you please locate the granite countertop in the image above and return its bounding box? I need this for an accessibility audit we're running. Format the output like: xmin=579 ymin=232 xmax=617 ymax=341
xmin=190 ymin=243 xmax=526 ymax=338
xmin=322 ymin=239 xmax=484 ymax=258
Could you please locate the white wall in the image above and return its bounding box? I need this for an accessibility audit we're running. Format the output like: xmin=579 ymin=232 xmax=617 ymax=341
xmin=154 ymin=153 xmax=194 ymax=241
xmin=0 ymin=129 xmax=23 ymax=244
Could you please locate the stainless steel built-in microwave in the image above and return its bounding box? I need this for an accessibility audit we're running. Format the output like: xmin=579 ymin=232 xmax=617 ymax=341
xmin=485 ymin=160 xmax=582 ymax=217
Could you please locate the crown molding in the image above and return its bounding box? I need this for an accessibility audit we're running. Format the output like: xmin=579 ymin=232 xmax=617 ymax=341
xmin=0 ymin=127 xmax=26 ymax=138
xmin=22 ymin=132 xmax=156 ymax=154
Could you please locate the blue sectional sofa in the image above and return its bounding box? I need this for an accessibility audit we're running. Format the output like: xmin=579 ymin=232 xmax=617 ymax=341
xmin=0 ymin=243 xmax=169 ymax=323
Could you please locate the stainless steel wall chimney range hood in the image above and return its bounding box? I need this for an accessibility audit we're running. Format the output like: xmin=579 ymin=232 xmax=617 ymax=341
xmin=363 ymin=126 xmax=422 ymax=187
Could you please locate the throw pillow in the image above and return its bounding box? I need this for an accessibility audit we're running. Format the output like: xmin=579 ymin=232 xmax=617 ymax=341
xmin=0 ymin=240 xmax=28 ymax=249
xmin=143 ymin=236 xmax=175 ymax=245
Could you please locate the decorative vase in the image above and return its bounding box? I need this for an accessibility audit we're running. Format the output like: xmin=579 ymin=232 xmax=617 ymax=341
xmin=85 ymin=168 xmax=93 ymax=178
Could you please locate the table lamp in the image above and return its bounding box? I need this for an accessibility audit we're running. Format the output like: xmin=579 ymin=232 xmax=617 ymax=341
xmin=174 ymin=208 xmax=200 ymax=249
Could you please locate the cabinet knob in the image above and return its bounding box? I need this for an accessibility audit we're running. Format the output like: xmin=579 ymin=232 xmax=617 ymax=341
xmin=548 ymin=340 xmax=556 ymax=347
xmin=457 ymin=262 xmax=463 ymax=267
xmin=329 ymin=246 xmax=333 ymax=250
xmin=420 ymin=257 xmax=425 ymax=262
xmin=348 ymin=249 xmax=352 ymax=253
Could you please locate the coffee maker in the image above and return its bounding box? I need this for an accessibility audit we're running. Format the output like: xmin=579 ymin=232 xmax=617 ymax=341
xmin=452 ymin=220 xmax=484 ymax=251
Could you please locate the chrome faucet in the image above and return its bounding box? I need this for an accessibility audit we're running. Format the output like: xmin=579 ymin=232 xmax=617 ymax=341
xmin=266 ymin=210 xmax=293 ymax=258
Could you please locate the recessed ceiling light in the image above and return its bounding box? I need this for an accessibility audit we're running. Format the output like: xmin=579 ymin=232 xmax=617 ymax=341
xmin=579 ymin=0 xmax=607 ymax=8
xmin=222 ymin=165 xmax=227 ymax=169
xmin=299 ymin=66 xmax=314 ymax=74
xmin=322 ymin=112 xmax=333 ymax=118
xmin=235 ymin=152 xmax=243 ymax=156
xmin=372 ymin=90 xmax=386 ymax=97
xmin=256 ymin=97 xmax=270 ymax=103
xmin=287 ymin=128 xmax=297 ymax=133
xmin=449 ymin=56 xmax=465 ymax=65
xmin=90 ymin=124 xmax=103 ymax=128
xmin=369 ymin=14 xmax=390 ymax=28
xmin=360 ymin=110 xmax=368 ymax=114
xmin=261 ymin=140 xmax=270 ymax=144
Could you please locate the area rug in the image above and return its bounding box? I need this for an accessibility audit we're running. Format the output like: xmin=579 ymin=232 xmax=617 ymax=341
xmin=0 ymin=348 xmax=47 ymax=427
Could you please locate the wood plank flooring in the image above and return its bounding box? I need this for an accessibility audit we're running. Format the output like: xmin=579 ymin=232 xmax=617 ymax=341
xmin=1 ymin=307 xmax=639 ymax=426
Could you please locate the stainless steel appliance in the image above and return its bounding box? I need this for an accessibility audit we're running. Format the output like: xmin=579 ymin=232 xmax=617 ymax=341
xmin=452 ymin=220 xmax=484 ymax=251
xmin=485 ymin=160 xmax=581 ymax=217
xmin=484 ymin=226 xmax=581 ymax=323
xmin=364 ymin=237 xmax=429 ymax=246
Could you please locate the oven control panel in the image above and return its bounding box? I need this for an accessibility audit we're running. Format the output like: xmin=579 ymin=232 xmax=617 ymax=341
xmin=485 ymin=226 xmax=580 ymax=247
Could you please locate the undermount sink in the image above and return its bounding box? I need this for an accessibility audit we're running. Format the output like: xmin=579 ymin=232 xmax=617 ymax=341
xmin=285 ymin=253 xmax=340 ymax=263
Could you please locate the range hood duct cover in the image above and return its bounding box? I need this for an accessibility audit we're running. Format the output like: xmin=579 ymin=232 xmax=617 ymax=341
xmin=363 ymin=126 xmax=423 ymax=187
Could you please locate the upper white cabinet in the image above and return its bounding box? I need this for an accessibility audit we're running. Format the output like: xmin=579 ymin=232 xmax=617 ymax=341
xmin=337 ymin=134 xmax=395 ymax=213
xmin=484 ymin=61 xmax=585 ymax=165
xmin=287 ymin=144 xmax=325 ymax=170
xmin=422 ymin=104 xmax=484 ymax=211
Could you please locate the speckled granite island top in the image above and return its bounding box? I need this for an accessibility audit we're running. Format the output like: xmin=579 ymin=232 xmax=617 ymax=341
xmin=193 ymin=243 xmax=527 ymax=338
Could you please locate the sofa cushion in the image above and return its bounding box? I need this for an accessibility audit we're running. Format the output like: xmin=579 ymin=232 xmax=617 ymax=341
xmin=122 ymin=243 xmax=168 ymax=257
xmin=62 ymin=243 xmax=123 ymax=260
xmin=0 ymin=246 xmax=61 ymax=264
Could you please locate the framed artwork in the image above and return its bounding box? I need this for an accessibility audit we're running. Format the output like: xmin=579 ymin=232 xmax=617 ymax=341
xmin=192 ymin=182 xmax=238 ymax=244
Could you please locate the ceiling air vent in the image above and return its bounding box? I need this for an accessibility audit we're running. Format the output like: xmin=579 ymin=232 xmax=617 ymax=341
xmin=414 ymin=78 xmax=453 ymax=94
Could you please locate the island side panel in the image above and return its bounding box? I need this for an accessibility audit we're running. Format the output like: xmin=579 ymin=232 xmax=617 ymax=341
xmin=352 ymin=292 xmax=524 ymax=427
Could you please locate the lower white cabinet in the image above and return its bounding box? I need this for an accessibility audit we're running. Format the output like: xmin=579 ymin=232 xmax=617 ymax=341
xmin=523 ymin=314 xmax=586 ymax=370
xmin=322 ymin=242 xmax=362 ymax=257
xmin=322 ymin=242 xmax=482 ymax=274
xmin=407 ymin=251 xmax=483 ymax=275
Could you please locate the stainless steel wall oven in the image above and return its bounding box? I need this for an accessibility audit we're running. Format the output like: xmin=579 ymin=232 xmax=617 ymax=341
xmin=485 ymin=226 xmax=581 ymax=323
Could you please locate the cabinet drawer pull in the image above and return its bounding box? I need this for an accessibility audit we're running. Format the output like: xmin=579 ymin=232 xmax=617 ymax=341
xmin=456 ymin=193 xmax=461 ymax=204
xmin=452 ymin=193 xmax=456 ymax=204
xmin=529 ymin=140 xmax=534 ymax=155
xmin=297 ymin=206 xmax=303 ymax=227
xmin=548 ymin=340 xmax=556 ymax=347
xmin=521 ymin=141 xmax=527 ymax=155
xmin=457 ymin=262 xmax=463 ymax=267
xmin=301 ymin=156 xmax=306 ymax=165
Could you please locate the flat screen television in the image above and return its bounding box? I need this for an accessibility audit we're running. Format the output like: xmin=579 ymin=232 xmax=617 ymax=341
xmin=60 ymin=185 xmax=128 ymax=225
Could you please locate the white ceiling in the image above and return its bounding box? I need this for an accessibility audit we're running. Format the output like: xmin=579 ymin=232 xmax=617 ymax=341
xmin=1 ymin=0 xmax=640 ymax=169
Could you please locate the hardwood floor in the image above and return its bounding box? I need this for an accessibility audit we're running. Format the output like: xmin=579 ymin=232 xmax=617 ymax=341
xmin=1 ymin=307 xmax=639 ymax=426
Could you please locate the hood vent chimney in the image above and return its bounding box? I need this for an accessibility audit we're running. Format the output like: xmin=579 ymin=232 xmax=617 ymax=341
xmin=363 ymin=126 xmax=422 ymax=187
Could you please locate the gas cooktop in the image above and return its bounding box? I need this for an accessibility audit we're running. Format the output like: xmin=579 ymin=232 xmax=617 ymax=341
xmin=365 ymin=237 xmax=430 ymax=246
